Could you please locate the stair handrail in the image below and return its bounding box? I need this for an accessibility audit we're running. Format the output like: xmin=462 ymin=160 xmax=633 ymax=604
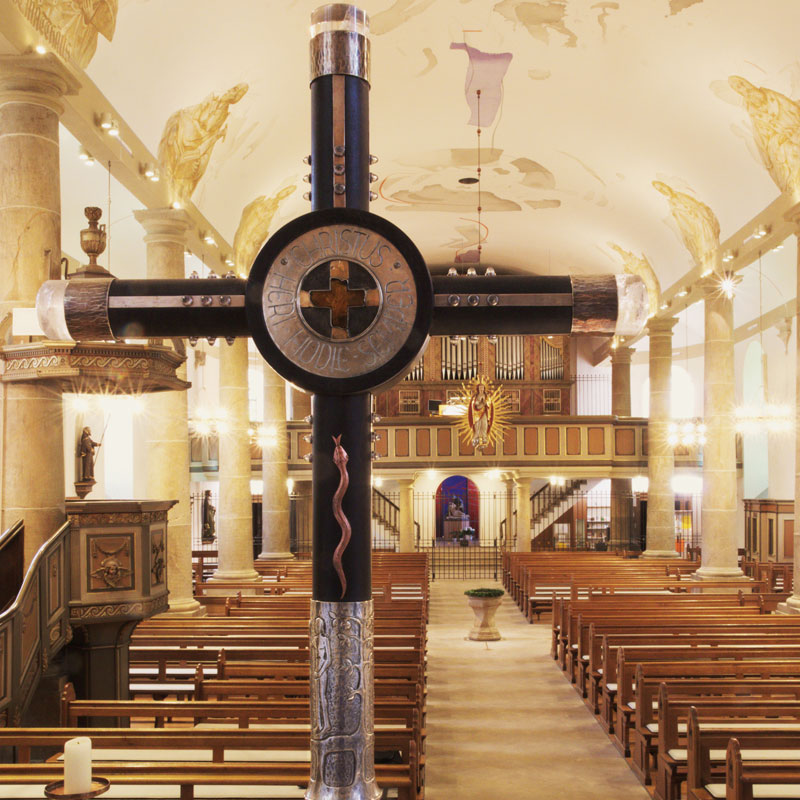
xmin=372 ymin=487 xmax=400 ymax=532
xmin=0 ymin=519 xmax=71 ymax=726
xmin=0 ymin=519 xmax=24 ymax=612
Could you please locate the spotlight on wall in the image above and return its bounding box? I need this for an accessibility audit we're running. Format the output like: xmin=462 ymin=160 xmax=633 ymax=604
xmin=224 ymin=256 xmax=235 ymax=267
xmin=78 ymin=146 xmax=95 ymax=166
xmin=466 ymin=266 xmax=477 ymax=276
xmin=485 ymin=266 xmax=496 ymax=276
xmin=676 ymin=286 xmax=689 ymax=297
xmin=202 ymin=233 xmax=216 ymax=246
xmin=34 ymin=43 xmax=47 ymax=55
xmin=140 ymin=162 xmax=160 ymax=182
xmin=721 ymin=249 xmax=736 ymax=263
xmin=447 ymin=267 xmax=458 ymax=276
xmin=97 ymin=113 xmax=120 ymax=137
xmin=753 ymin=224 xmax=770 ymax=240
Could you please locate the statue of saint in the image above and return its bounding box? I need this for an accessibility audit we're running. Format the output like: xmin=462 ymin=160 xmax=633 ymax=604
xmin=233 ymin=186 xmax=297 ymax=273
xmin=79 ymin=426 xmax=100 ymax=482
xmin=608 ymin=243 xmax=660 ymax=318
xmin=201 ymin=490 xmax=216 ymax=542
xmin=39 ymin=0 xmax=118 ymax=68
xmin=729 ymin=76 xmax=800 ymax=200
xmin=158 ymin=83 xmax=249 ymax=205
xmin=468 ymin=380 xmax=494 ymax=451
xmin=652 ymin=181 xmax=720 ymax=270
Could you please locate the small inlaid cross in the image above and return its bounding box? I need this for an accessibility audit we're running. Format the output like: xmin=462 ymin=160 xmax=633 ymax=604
xmin=301 ymin=259 xmax=379 ymax=339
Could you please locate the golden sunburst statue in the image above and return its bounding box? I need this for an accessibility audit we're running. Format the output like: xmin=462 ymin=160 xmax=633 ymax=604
xmin=454 ymin=376 xmax=512 ymax=453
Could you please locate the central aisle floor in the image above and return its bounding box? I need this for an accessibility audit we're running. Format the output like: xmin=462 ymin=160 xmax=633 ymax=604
xmin=423 ymin=580 xmax=650 ymax=800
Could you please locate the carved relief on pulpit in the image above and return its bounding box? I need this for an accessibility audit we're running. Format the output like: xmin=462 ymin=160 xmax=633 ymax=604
xmin=87 ymin=534 xmax=134 ymax=591
xmin=158 ymin=83 xmax=249 ymax=205
xmin=150 ymin=531 xmax=165 ymax=586
xmin=652 ymin=181 xmax=720 ymax=270
xmin=729 ymin=76 xmax=800 ymax=200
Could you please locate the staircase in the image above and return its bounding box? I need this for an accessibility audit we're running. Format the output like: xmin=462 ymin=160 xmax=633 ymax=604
xmin=372 ymin=488 xmax=400 ymax=550
xmin=0 ymin=519 xmax=71 ymax=726
xmin=530 ymin=479 xmax=592 ymax=539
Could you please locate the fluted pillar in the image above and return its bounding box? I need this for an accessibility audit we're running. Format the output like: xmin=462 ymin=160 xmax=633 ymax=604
xmin=397 ymin=479 xmax=415 ymax=552
xmin=694 ymin=278 xmax=743 ymax=579
xmin=516 ymin=479 xmax=531 ymax=552
xmin=134 ymin=208 xmax=203 ymax=615
xmin=258 ymin=363 xmax=292 ymax=560
xmin=643 ymin=318 xmax=679 ymax=557
xmin=783 ymin=207 xmax=800 ymax=611
xmin=611 ymin=345 xmax=634 ymax=548
xmin=0 ymin=56 xmax=79 ymax=565
xmin=212 ymin=338 xmax=258 ymax=581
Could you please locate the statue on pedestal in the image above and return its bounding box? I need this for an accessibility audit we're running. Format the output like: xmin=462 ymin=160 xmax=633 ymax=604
xmin=74 ymin=426 xmax=101 ymax=499
xmin=201 ymin=490 xmax=216 ymax=542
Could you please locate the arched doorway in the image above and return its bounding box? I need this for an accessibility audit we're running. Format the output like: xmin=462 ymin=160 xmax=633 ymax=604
xmin=435 ymin=475 xmax=480 ymax=545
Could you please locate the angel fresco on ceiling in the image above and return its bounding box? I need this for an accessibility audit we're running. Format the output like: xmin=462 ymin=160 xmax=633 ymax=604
xmin=729 ymin=76 xmax=800 ymax=201
xmin=29 ymin=0 xmax=117 ymax=68
xmin=233 ymin=186 xmax=297 ymax=274
xmin=652 ymin=181 xmax=720 ymax=271
xmin=158 ymin=83 xmax=249 ymax=206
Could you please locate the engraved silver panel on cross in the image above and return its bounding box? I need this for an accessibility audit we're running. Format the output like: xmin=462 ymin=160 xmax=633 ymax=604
xmin=307 ymin=599 xmax=381 ymax=800
xmin=246 ymin=208 xmax=432 ymax=395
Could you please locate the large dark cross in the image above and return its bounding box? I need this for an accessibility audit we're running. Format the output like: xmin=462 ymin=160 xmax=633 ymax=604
xmin=35 ymin=6 xmax=648 ymax=798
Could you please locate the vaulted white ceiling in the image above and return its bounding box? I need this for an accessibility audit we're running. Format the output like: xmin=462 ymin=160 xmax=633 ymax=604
xmin=11 ymin=0 xmax=800 ymax=342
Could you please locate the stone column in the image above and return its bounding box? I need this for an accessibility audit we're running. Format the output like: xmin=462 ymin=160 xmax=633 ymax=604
xmin=397 ymin=479 xmax=415 ymax=552
xmin=611 ymin=345 xmax=634 ymax=548
xmin=258 ymin=363 xmax=293 ymax=560
xmin=782 ymin=206 xmax=800 ymax=611
xmin=134 ymin=208 xmax=203 ymax=615
xmin=516 ymin=478 xmax=531 ymax=552
xmin=643 ymin=318 xmax=679 ymax=557
xmin=292 ymin=387 xmax=311 ymax=421
xmin=0 ymin=56 xmax=78 ymax=565
xmin=694 ymin=277 xmax=743 ymax=579
xmin=504 ymin=477 xmax=516 ymax=549
xmin=212 ymin=339 xmax=259 ymax=581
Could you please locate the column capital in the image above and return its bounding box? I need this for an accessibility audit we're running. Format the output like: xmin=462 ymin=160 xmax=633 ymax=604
xmin=134 ymin=208 xmax=192 ymax=245
xmin=784 ymin=201 xmax=800 ymax=228
xmin=0 ymin=54 xmax=80 ymax=114
xmin=646 ymin=316 xmax=678 ymax=338
xmin=697 ymin=271 xmax=740 ymax=297
xmin=610 ymin=344 xmax=635 ymax=365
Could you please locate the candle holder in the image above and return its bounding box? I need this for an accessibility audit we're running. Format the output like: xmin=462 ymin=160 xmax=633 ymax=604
xmin=43 ymin=777 xmax=110 ymax=799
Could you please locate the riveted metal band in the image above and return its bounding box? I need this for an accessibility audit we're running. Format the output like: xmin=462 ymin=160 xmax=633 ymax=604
xmin=310 ymin=30 xmax=370 ymax=83
xmin=64 ymin=279 xmax=113 ymax=341
xmin=570 ymin=275 xmax=617 ymax=334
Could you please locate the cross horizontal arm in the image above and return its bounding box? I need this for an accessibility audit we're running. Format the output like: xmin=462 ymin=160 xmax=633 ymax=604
xmin=429 ymin=274 xmax=646 ymax=337
xmin=36 ymin=272 xmax=646 ymax=342
xmin=37 ymin=278 xmax=249 ymax=341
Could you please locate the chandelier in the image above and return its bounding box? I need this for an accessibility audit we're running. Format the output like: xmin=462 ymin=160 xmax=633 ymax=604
xmin=734 ymin=404 xmax=792 ymax=434
xmin=667 ymin=419 xmax=706 ymax=447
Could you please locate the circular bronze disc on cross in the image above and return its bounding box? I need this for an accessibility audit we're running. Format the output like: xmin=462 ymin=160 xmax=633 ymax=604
xmin=246 ymin=208 xmax=432 ymax=395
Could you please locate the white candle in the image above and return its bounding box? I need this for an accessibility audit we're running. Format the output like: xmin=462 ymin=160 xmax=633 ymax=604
xmin=63 ymin=737 xmax=92 ymax=794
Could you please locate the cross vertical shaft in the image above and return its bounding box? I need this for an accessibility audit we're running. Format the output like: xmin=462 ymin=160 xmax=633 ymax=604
xmin=306 ymin=6 xmax=380 ymax=799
